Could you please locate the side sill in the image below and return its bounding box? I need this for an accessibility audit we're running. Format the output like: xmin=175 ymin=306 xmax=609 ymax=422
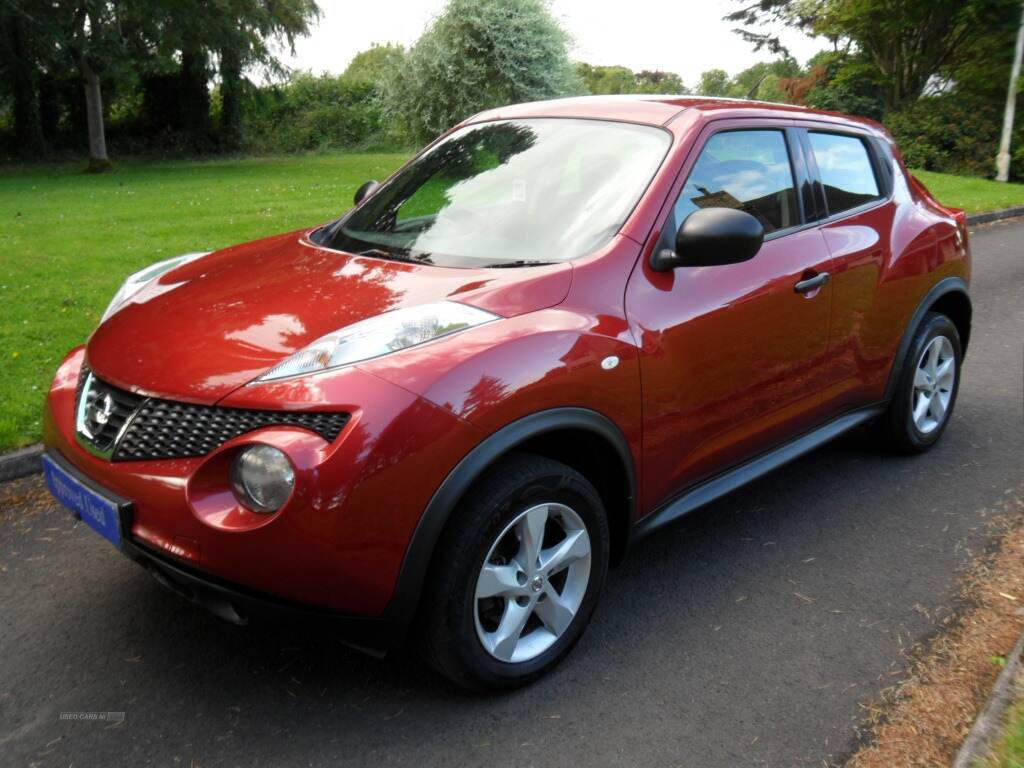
xmin=633 ymin=404 xmax=885 ymax=540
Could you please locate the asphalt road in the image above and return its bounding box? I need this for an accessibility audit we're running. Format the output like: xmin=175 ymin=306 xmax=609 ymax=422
xmin=2 ymin=221 xmax=1022 ymax=768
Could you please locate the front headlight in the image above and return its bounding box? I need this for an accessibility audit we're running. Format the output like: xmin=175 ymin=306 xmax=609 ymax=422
xmin=101 ymin=252 xmax=209 ymax=323
xmin=257 ymin=301 xmax=499 ymax=383
xmin=231 ymin=445 xmax=295 ymax=513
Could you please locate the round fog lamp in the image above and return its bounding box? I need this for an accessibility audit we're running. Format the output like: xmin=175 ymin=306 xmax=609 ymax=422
xmin=230 ymin=445 xmax=295 ymax=513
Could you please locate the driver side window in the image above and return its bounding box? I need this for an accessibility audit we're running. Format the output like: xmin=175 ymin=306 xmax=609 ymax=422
xmin=674 ymin=129 xmax=798 ymax=235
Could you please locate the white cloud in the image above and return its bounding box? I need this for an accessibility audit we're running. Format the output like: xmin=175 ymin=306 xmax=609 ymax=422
xmin=278 ymin=0 xmax=824 ymax=87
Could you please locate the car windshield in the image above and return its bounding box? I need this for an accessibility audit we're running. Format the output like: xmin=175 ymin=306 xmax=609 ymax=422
xmin=324 ymin=118 xmax=670 ymax=268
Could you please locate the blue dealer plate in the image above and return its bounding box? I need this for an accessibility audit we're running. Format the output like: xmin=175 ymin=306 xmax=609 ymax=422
xmin=42 ymin=454 xmax=126 ymax=549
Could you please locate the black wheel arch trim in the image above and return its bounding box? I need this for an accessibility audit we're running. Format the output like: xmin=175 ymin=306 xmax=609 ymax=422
xmin=883 ymin=276 xmax=971 ymax=402
xmin=383 ymin=407 xmax=636 ymax=633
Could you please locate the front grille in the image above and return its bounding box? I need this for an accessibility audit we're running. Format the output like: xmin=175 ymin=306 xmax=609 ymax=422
xmin=114 ymin=401 xmax=349 ymax=461
xmin=75 ymin=366 xmax=349 ymax=461
xmin=75 ymin=368 xmax=145 ymax=454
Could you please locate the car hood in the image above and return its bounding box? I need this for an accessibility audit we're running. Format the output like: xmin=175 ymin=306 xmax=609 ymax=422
xmin=86 ymin=229 xmax=573 ymax=403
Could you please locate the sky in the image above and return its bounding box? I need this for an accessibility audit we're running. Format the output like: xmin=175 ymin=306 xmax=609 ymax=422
xmin=279 ymin=0 xmax=824 ymax=87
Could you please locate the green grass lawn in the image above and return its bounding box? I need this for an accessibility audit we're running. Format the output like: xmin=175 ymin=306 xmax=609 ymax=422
xmin=0 ymin=155 xmax=1022 ymax=451
xmin=980 ymin=696 xmax=1024 ymax=768
xmin=913 ymin=169 xmax=1024 ymax=214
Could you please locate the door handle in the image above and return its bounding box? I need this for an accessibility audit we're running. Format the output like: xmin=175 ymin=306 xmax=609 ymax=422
xmin=794 ymin=272 xmax=830 ymax=294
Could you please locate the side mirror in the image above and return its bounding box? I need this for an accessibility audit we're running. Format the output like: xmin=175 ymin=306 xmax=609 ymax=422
xmin=354 ymin=180 xmax=380 ymax=206
xmin=650 ymin=207 xmax=765 ymax=271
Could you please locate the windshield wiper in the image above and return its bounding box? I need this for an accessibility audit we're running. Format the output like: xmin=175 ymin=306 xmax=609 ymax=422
xmin=480 ymin=260 xmax=557 ymax=268
xmin=358 ymin=248 xmax=433 ymax=265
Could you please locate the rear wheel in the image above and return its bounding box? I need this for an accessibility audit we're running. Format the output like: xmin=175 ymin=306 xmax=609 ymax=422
xmin=420 ymin=454 xmax=609 ymax=690
xmin=874 ymin=312 xmax=962 ymax=453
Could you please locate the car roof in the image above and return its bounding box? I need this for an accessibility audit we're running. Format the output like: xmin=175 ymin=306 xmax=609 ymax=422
xmin=468 ymin=94 xmax=887 ymax=136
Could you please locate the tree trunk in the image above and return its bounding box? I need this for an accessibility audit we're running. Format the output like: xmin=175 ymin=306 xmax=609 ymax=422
xmin=6 ymin=13 xmax=47 ymax=158
xmin=80 ymin=57 xmax=110 ymax=172
xmin=179 ymin=49 xmax=213 ymax=152
xmin=140 ymin=74 xmax=183 ymax=132
xmin=38 ymin=74 xmax=60 ymax=146
xmin=219 ymin=46 xmax=243 ymax=151
xmin=997 ymin=2 xmax=1024 ymax=181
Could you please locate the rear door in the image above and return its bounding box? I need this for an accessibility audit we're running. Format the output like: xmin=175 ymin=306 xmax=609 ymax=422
xmin=626 ymin=121 xmax=838 ymax=510
xmin=797 ymin=126 xmax=897 ymax=411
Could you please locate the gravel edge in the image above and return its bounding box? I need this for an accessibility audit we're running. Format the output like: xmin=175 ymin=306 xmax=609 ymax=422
xmin=0 ymin=444 xmax=43 ymax=483
xmin=966 ymin=206 xmax=1024 ymax=226
xmin=952 ymin=627 xmax=1024 ymax=768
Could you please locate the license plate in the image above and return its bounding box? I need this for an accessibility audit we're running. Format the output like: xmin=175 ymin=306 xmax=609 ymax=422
xmin=42 ymin=453 xmax=128 ymax=549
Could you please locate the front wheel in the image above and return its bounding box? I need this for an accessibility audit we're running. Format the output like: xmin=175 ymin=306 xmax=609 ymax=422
xmin=420 ymin=454 xmax=609 ymax=690
xmin=874 ymin=311 xmax=962 ymax=453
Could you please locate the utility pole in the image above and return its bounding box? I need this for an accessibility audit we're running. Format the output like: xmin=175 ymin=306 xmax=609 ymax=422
xmin=996 ymin=1 xmax=1024 ymax=182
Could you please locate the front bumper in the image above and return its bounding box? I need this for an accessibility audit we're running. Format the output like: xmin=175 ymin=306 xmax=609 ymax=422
xmin=43 ymin=347 xmax=483 ymax=634
xmin=48 ymin=445 xmax=398 ymax=651
xmin=128 ymin=533 xmax=399 ymax=654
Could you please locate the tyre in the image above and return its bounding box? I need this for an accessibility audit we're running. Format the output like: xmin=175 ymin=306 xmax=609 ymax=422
xmin=874 ymin=311 xmax=962 ymax=453
xmin=420 ymin=453 xmax=610 ymax=690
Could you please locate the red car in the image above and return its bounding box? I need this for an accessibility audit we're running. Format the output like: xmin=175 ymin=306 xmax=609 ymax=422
xmin=42 ymin=96 xmax=971 ymax=689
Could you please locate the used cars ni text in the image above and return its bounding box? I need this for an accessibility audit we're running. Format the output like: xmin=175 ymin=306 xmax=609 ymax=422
xmin=43 ymin=95 xmax=971 ymax=689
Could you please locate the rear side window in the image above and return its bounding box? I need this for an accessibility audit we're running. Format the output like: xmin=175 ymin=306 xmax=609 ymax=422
xmin=675 ymin=130 xmax=798 ymax=234
xmin=808 ymin=132 xmax=880 ymax=215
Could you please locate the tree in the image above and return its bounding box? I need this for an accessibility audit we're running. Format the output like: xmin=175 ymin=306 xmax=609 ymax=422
xmin=727 ymin=0 xmax=1020 ymax=111
xmin=1 ymin=0 xmax=319 ymax=160
xmin=136 ymin=0 xmax=320 ymax=151
xmin=344 ymin=43 xmax=405 ymax=84
xmin=61 ymin=0 xmax=131 ymax=171
xmin=383 ymin=0 xmax=576 ymax=143
xmin=576 ymin=63 xmax=686 ymax=95
xmin=635 ymin=69 xmax=686 ymax=94
xmin=577 ymin=63 xmax=639 ymax=94
xmin=0 ymin=1 xmax=109 ymax=161
xmin=794 ymin=50 xmax=887 ymax=118
xmin=726 ymin=59 xmax=800 ymax=100
xmin=697 ymin=68 xmax=731 ymax=96
xmin=213 ymin=0 xmax=320 ymax=150
xmin=0 ymin=3 xmax=48 ymax=158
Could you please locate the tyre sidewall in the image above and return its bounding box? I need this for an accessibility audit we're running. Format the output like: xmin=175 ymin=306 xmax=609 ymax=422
xmin=443 ymin=463 xmax=609 ymax=689
xmin=895 ymin=313 xmax=962 ymax=450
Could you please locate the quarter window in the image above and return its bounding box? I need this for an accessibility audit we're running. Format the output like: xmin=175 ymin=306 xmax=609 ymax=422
xmin=808 ymin=132 xmax=880 ymax=215
xmin=675 ymin=130 xmax=798 ymax=235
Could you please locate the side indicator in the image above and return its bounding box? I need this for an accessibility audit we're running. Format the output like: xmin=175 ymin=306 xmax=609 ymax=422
xmin=601 ymin=356 xmax=619 ymax=370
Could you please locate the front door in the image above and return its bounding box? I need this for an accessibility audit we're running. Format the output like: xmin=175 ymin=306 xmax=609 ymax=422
xmin=626 ymin=125 xmax=836 ymax=510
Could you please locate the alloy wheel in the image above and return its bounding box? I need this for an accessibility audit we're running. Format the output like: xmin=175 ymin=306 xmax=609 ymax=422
xmin=474 ymin=503 xmax=592 ymax=664
xmin=910 ymin=335 xmax=956 ymax=434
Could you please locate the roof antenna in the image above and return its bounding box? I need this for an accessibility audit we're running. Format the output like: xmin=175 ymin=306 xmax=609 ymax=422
xmin=746 ymin=74 xmax=768 ymax=100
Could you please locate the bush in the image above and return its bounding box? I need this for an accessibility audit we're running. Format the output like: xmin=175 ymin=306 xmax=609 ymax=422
xmin=240 ymin=73 xmax=389 ymax=154
xmin=802 ymin=52 xmax=886 ymax=120
xmin=886 ymin=94 xmax=1001 ymax=177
